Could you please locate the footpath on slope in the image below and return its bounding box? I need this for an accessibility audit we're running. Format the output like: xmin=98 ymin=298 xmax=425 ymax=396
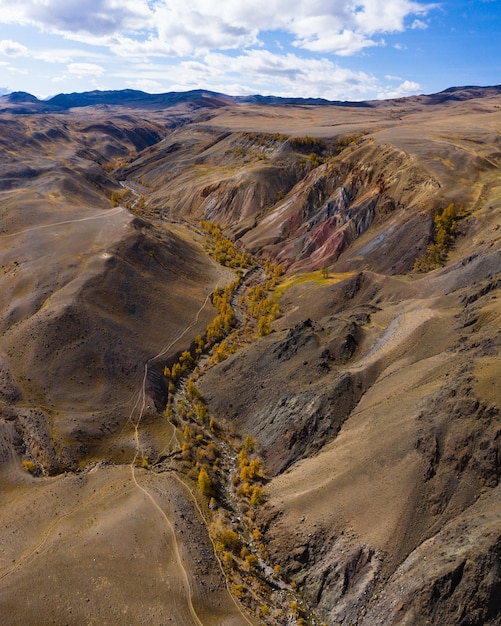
xmin=122 ymin=180 xmax=323 ymax=625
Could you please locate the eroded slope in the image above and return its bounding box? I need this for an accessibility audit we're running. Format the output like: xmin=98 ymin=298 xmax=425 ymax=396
xmin=198 ymin=154 xmax=501 ymax=625
xmin=0 ymin=106 xmax=254 ymax=625
xmin=0 ymin=90 xmax=500 ymax=625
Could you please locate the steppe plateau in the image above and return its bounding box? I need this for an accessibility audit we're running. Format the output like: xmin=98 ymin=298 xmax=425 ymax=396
xmin=0 ymin=86 xmax=499 ymax=625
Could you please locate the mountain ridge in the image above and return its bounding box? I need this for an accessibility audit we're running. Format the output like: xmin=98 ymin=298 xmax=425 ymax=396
xmin=2 ymin=83 xmax=501 ymax=113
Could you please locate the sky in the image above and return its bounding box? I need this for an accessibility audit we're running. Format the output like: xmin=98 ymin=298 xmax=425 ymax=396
xmin=0 ymin=0 xmax=499 ymax=101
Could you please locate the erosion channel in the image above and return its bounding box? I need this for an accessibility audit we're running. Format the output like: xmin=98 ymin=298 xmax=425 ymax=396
xmin=0 ymin=182 xmax=320 ymax=625
xmin=130 ymin=184 xmax=321 ymax=625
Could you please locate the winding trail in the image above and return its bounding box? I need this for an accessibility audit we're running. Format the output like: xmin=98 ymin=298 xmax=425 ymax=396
xmin=119 ymin=205 xmax=258 ymax=624
xmin=0 ymin=206 xmax=126 ymax=239
xmin=129 ymin=470 xmax=204 ymax=626
xmin=0 ymin=184 xmax=258 ymax=623
xmin=0 ymin=473 xmax=135 ymax=584
xmin=124 ymin=272 xmax=220 ymax=626
xmin=123 ymin=254 xmax=224 ymax=445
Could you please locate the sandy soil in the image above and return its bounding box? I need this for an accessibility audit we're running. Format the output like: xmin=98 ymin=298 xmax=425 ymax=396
xmin=0 ymin=464 xmax=253 ymax=625
xmin=0 ymin=116 xmax=246 ymax=622
xmin=0 ymin=91 xmax=500 ymax=625
xmin=0 ymin=197 xmax=250 ymax=622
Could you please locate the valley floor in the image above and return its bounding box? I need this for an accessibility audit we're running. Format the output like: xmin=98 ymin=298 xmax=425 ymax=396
xmin=0 ymin=93 xmax=500 ymax=624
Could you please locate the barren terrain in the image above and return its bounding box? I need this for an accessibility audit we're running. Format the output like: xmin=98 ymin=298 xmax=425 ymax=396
xmin=0 ymin=87 xmax=500 ymax=624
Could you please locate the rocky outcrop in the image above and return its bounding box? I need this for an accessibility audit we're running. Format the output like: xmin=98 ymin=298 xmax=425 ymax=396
xmin=124 ymin=128 xmax=440 ymax=275
xmin=359 ymin=486 xmax=501 ymax=626
xmin=1 ymin=89 xmax=501 ymax=626
xmin=240 ymin=141 xmax=440 ymax=273
xmin=200 ymin=312 xmax=373 ymax=474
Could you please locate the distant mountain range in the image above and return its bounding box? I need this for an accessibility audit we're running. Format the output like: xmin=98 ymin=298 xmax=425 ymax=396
xmin=0 ymin=88 xmax=356 ymax=113
xmin=1 ymin=85 xmax=501 ymax=114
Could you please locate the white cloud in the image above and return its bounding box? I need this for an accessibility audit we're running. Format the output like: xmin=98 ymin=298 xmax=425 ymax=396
xmin=33 ymin=48 xmax=105 ymax=64
xmin=99 ymin=46 xmax=436 ymax=102
xmin=294 ymin=30 xmax=380 ymax=56
xmin=109 ymin=35 xmax=178 ymax=58
xmin=144 ymin=1 xmax=438 ymax=58
xmin=0 ymin=1 xmax=438 ymax=57
xmin=411 ymin=19 xmax=428 ymax=29
xmin=6 ymin=66 xmax=28 ymax=75
xmin=152 ymin=3 xmax=258 ymax=55
xmin=377 ymin=79 xmax=421 ymax=99
xmin=126 ymin=78 xmax=162 ymax=92
xmin=351 ymin=0 xmax=434 ymax=33
xmin=0 ymin=39 xmax=28 ymax=57
xmin=162 ymin=50 xmax=380 ymax=101
xmin=0 ymin=0 xmax=152 ymax=36
xmin=67 ymin=62 xmax=105 ymax=77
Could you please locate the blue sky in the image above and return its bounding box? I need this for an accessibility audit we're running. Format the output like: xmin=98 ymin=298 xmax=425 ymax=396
xmin=0 ymin=0 xmax=499 ymax=101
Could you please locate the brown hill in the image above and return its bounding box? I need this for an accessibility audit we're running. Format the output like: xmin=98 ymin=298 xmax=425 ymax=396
xmin=0 ymin=88 xmax=499 ymax=625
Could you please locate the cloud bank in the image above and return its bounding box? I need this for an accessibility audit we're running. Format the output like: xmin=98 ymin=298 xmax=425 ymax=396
xmin=0 ymin=0 xmax=438 ymax=99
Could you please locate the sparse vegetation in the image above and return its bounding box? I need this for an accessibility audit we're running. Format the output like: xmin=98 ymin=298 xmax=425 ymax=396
xmin=289 ymin=135 xmax=324 ymax=153
xmin=243 ymin=131 xmax=287 ymax=144
xmin=197 ymin=466 xmax=214 ymax=497
xmin=200 ymin=221 xmax=253 ymax=269
xmin=273 ymin=269 xmax=356 ymax=299
xmin=336 ymin=130 xmax=371 ymax=152
xmin=289 ymin=136 xmax=327 ymax=167
xmin=413 ymin=203 xmax=463 ymax=271
xmin=308 ymin=152 xmax=324 ymax=168
xmin=21 ymin=459 xmax=36 ymax=474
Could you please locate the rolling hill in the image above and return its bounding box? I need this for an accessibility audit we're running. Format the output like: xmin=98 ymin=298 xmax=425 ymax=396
xmin=0 ymin=86 xmax=499 ymax=625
